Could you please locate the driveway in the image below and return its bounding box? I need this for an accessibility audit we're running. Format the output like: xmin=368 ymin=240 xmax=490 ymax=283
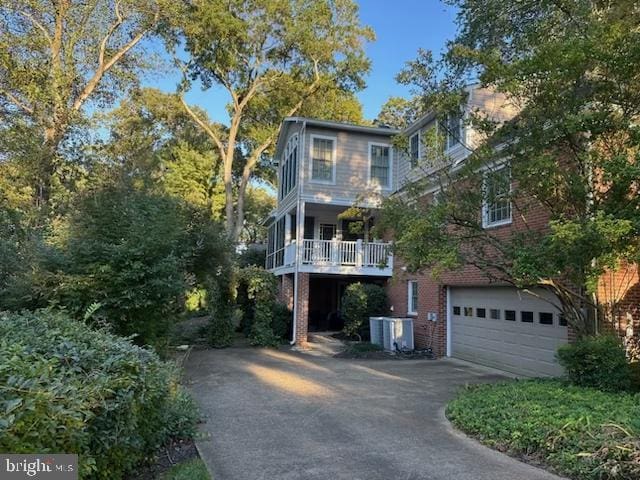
xmin=185 ymin=347 xmax=561 ymax=480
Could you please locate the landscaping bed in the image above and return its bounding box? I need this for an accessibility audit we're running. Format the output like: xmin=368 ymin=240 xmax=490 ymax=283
xmin=334 ymin=341 xmax=435 ymax=360
xmin=446 ymin=379 xmax=640 ymax=480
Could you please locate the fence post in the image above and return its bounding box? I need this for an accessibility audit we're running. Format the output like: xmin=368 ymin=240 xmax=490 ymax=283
xmin=356 ymin=239 xmax=363 ymax=267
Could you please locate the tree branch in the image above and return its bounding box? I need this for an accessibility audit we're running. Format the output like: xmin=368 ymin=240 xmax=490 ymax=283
xmin=0 ymin=90 xmax=34 ymax=115
xmin=71 ymin=3 xmax=159 ymax=113
xmin=179 ymin=95 xmax=226 ymax=160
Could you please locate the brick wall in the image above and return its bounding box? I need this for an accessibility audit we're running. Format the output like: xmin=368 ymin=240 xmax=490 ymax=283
xmin=597 ymin=263 xmax=640 ymax=358
xmin=294 ymin=272 xmax=310 ymax=346
xmin=386 ymin=186 xmax=575 ymax=357
xmin=277 ymin=274 xmax=294 ymax=310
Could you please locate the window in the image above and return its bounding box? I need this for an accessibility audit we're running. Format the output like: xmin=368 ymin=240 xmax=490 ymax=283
xmin=490 ymin=309 xmax=501 ymax=320
xmin=319 ymin=224 xmax=336 ymax=240
xmin=539 ymin=312 xmax=554 ymax=325
xmin=521 ymin=311 xmax=534 ymax=323
xmin=464 ymin=307 xmax=473 ymax=317
xmin=476 ymin=308 xmax=486 ymax=318
xmin=559 ymin=314 xmax=568 ymax=327
xmin=505 ymin=310 xmax=516 ymax=321
xmin=445 ymin=113 xmax=463 ymax=150
xmin=369 ymin=143 xmax=391 ymax=189
xmin=279 ymin=134 xmax=298 ymax=199
xmin=310 ymin=136 xmax=335 ymax=182
xmin=483 ymin=166 xmax=512 ymax=227
xmin=409 ymin=132 xmax=420 ymax=168
xmin=408 ymin=280 xmax=418 ymax=314
xmin=453 ymin=306 xmax=461 ymax=315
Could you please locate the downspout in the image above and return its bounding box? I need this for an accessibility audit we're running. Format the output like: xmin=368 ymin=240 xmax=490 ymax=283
xmin=291 ymin=119 xmax=307 ymax=345
xmin=446 ymin=286 xmax=452 ymax=356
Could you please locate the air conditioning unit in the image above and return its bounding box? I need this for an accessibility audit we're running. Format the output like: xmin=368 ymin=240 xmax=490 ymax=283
xmin=369 ymin=317 xmax=414 ymax=352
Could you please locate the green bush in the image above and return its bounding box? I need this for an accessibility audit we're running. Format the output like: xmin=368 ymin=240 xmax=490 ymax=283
xmin=237 ymin=267 xmax=286 ymax=346
xmin=447 ymin=379 xmax=640 ymax=480
xmin=272 ymin=303 xmax=292 ymax=339
xmin=557 ymin=335 xmax=633 ymax=392
xmin=341 ymin=283 xmax=388 ymax=339
xmin=5 ymin=187 xmax=232 ymax=350
xmin=0 ymin=310 xmax=199 ymax=479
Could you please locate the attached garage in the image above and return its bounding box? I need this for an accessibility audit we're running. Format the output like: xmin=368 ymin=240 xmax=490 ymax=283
xmin=449 ymin=287 xmax=568 ymax=377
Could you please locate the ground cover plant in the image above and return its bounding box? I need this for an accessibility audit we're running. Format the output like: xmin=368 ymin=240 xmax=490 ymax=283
xmin=446 ymin=380 xmax=640 ymax=480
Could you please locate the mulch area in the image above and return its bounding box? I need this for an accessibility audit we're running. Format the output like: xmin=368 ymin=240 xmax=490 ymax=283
xmin=129 ymin=439 xmax=199 ymax=480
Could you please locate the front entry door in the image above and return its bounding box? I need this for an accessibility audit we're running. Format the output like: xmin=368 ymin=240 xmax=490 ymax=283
xmin=320 ymin=223 xmax=336 ymax=240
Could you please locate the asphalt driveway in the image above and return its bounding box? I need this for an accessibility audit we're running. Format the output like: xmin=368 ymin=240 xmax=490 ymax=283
xmin=185 ymin=347 xmax=561 ymax=480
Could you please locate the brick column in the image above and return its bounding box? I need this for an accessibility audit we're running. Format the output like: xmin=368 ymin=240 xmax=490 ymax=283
xmin=278 ymin=274 xmax=294 ymax=310
xmin=295 ymin=272 xmax=310 ymax=347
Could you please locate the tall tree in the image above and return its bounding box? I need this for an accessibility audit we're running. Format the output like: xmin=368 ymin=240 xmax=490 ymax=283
xmin=379 ymin=1 xmax=640 ymax=336
xmin=375 ymin=96 xmax=420 ymax=129
xmin=0 ymin=0 xmax=175 ymax=209
xmin=175 ymin=0 xmax=373 ymax=241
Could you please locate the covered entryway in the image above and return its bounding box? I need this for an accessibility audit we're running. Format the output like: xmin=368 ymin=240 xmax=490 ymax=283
xmin=449 ymin=287 xmax=568 ymax=377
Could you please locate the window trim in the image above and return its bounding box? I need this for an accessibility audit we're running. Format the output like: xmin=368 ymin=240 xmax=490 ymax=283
xmin=309 ymin=134 xmax=337 ymax=185
xmin=409 ymin=131 xmax=420 ymax=168
xmin=279 ymin=133 xmax=299 ymax=200
xmin=444 ymin=112 xmax=465 ymax=152
xmin=482 ymin=165 xmax=513 ymax=228
xmin=367 ymin=141 xmax=393 ymax=190
xmin=407 ymin=280 xmax=418 ymax=315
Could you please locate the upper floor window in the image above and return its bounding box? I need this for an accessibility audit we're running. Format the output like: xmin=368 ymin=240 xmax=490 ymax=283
xmin=409 ymin=132 xmax=420 ymax=168
xmin=279 ymin=134 xmax=298 ymax=199
xmin=408 ymin=280 xmax=418 ymax=315
xmin=310 ymin=135 xmax=335 ymax=183
xmin=445 ymin=113 xmax=463 ymax=150
xmin=369 ymin=143 xmax=392 ymax=189
xmin=483 ymin=166 xmax=512 ymax=228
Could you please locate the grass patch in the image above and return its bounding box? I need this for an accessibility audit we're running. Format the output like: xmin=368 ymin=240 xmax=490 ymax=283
xmin=446 ymin=379 xmax=640 ymax=479
xmin=345 ymin=342 xmax=384 ymax=354
xmin=159 ymin=458 xmax=210 ymax=480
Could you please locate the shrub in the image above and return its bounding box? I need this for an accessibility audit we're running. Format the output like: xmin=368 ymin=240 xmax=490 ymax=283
xmin=8 ymin=187 xmax=232 ymax=351
xmin=342 ymin=283 xmax=388 ymax=339
xmin=0 ymin=310 xmax=199 ymax=479
xmin=272 ymin=303 xmax=293 ymax=339
xmin=557 ymin=335 xmax=633 ymax=392
xmin=237 ymin=267 xmax=286 ymax=346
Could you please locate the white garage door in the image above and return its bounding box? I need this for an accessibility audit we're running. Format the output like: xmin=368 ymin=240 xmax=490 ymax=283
xmin=450 ymin=287 xmax=568 ymax=377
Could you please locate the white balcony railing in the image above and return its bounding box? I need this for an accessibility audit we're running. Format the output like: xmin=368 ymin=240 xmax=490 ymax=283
xmin=301 ymin=239 xmax=392 ymax=269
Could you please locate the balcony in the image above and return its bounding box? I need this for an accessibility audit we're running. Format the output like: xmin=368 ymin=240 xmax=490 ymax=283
xmin=271 ymin=239 xmax=393 ymax=276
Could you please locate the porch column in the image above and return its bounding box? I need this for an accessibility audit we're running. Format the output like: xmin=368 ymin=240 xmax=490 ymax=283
xmin=295 ymin=272 xmax=310 ymax=346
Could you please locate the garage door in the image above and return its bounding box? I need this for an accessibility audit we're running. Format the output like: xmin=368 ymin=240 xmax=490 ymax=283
xmin=450 ymin=287 xmax=568 ymax=377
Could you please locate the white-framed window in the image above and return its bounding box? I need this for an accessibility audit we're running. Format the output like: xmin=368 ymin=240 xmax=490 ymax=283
xmin=279 ymin=133 xmax=298 ymax=199
xmin=310 ymin=135 xmax=336 ymax=183
xmin=409 ymin=131 xmax=420 ymax=168
xmin=444 ymin=113 xmax=463 ymax=150
xmin=482 ymin=166 xmax=512 ymax=228
xmin=407 ymin=280 xmax=418 ymax=315
xmin=369 ymin=142 xmax=392 ymax=189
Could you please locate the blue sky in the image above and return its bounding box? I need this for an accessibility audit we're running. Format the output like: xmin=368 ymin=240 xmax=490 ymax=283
xmin=149 ymin=1 xmax=458 ymax=125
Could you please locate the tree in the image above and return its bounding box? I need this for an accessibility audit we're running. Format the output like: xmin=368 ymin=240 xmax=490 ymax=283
xmin=175 ymin=0 xmax=373 ymax=241
xmin=0 ymin=0 xmax=175 ymax=210
xmin=241 ymin=186 xmax=276 ymax=244
xmin=379 ymin=1 xmax=640 ymax=337
xmin=375 ymin=96 xmax=420 ymax=129
xmin=98 ymin=88 xmax=226 ymax=216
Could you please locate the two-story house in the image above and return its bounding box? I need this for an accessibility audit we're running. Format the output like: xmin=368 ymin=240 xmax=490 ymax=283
xmin=266 ymin=118 xmax=398 ymax=344
xmin=267 ymin=86 xmax=638 ymax=378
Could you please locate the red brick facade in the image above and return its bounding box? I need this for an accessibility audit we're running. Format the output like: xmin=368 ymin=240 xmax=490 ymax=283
xmin=294 ymin=272 xmax=310 ymax=347
xmin=386 ymin=191 xmax=638 ymax=357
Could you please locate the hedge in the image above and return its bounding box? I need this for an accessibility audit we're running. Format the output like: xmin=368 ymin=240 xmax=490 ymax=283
xmin=0 ymin=310 xmax=198 ymax=479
